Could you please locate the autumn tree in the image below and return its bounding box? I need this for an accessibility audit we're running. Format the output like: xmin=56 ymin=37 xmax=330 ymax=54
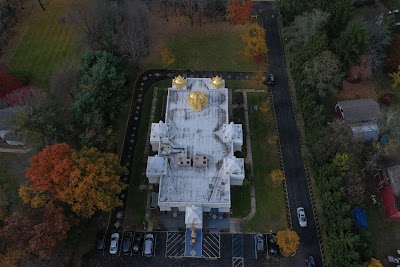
xmin=161 ymin=47 xmax=176 ymax=67
xmin=63 ymin=147 xmax=126 ymax=218
xmin=242 ymin=23 xmax=267 ymax=58
xmin=25 ymin=143 xmax=74 ymax=201
xmin=389 ymin=65 xmax=400 ymax=88
xmin=226 ymin=0 xmax=253 ymax=24
xmin=271 ymin=169 xmax=285 ymax=182
xmin=276 ymin=229 xmax=300 ymax=256
xmin=368 ymin=258 xmax=383 ymax=267
xmin=28 ymin=204 xmax=72 ymax=259
xmin=21 ymin=144 xmax=126 ymax=218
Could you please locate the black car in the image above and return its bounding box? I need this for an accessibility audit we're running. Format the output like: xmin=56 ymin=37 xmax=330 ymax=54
xmin=267 ymin=73 xmax=275 ymax=85
xmin=96 ymin=231 xmax=106 ymax=251
xmin=132 ymin=233 xmax=143 ymax=254
xmin=122 ymin=235 xmax=132 ymax=255
xmin=266 ymin=233 xmax=279 ymax=256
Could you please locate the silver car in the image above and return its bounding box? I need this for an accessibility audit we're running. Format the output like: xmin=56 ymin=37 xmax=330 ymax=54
xmin=109 ymin=233 xmax=120 ymax=254
xmin=144 ymin=233 xmax=154 ymax=257
xmin=297 ymin=207 xmax=307 ymax=227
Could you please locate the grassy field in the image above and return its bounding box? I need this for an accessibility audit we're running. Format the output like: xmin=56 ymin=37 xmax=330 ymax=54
xmin=245 ymin=93 xmax=287 ymax=232
xmin=10 ymin=0 xmax=80 ymax=88
xmin=140 ymin=23 xmax=261 ymax=72
xmin=123 ymin=87 xmax=156 ymax=227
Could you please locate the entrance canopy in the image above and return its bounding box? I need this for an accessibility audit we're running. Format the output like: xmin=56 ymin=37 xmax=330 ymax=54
xmin=185 ymin=205 xmax=203 ymax=228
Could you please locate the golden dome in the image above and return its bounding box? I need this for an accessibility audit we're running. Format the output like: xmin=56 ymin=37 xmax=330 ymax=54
xmin=210 ymin=76 xmax=225 ymax=89
xmin=188 ymin=91 xmax=208 ymax=111
xmin=172 ymin=75 xmax=187 ymax=89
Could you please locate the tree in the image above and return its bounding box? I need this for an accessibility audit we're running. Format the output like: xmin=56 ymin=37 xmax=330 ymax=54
xmin=25 ymin=143 xmax=74 ymax=201
xmin=333 ymin=153 xmax=350 ymax=174
xmin=12 ymin=88 xmax=67 ymax=148
xmin=226 ymin=0 xmax=253 ymax=24
xmin=63 ymin=147 xmax=126 ymax=218
xmin=283 ymin=9 xmax=330 ymax=52
xmin=241 ymin=23 xmax=267 ymax=58
xmin=387 ymin=34 xmax=400 ymax=71
xmin=334 ymin=21 xmax=369 ymax=68
xmin=302 ymin=50 xmax=344 ymax=96
xmin=73 ymin=50 xmax=126 ymax=145
xmin=389 ymin=65 xmax=400 ymax=88
xmin=161 ymin=47 xmax=176 ymax=66
xmin=276 ymin=229 xmax=300 ymax=256
xmin=326 ymin=0 xmax=353 ymax=36
xmin=271 ymin=169 xmax=285 ymax=182
xmin=368 ymin=258 xmax=383 ymax=267
xmin=28 ymin=205 xmax=72 ymax=259
xmin=22 ymin=144 xmax=126 ymax=218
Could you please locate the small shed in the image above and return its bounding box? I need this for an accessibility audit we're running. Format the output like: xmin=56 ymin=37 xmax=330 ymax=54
xmin=376 ymin=165 xmax=400 ymax=219
xmin=335 ymin=99 xmax=381 ymax=142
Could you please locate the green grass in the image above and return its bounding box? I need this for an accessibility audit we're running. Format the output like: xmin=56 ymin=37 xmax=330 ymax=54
xmin=10 ymin=0 xmax=80 ymax=88
xmin=366 ymin=204 xmax=400 ymax=265
xmin=124 ymin=87 xmax=155 ymax=227
xmin=140 ymin=24 xmax=260 ymax=72
xmin=245 ymin=93 xmax=287 ymax=232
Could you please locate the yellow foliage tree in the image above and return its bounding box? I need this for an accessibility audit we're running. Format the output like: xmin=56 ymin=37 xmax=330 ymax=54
xmin=332 ymin=153 xmax=350 ymax=174
xmin=276 ymin=229 xmax=300 ymax=256
xmin=241 ymin=23 xmax=268 ymax=58
xmin=0 ymin=249 xmax=26 ymax=267
xmin=63 ymin=147 xmax=127 ymax=218
xmin=259 ymin=100 xmax=270 ymax=113
xmin=368 ymin=258 xmax=383 ymax=267
xmin=18 ymin=184 xmax=52 ymax=208
xmin=389 ymin=65 xmax=400 ymax=88
xmin=161 ymin=47 xmax=176 ymax=66
xmin=271 ymin=169 xmax=285 ymax=182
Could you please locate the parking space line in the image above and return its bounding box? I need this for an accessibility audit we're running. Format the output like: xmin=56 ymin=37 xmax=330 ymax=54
xmin=253 ymin=234 xmax=257 ymax=260
xmin=153 ymin=233 xmax=157 ymax=256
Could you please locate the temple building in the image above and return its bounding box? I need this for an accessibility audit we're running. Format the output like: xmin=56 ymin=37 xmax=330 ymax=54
xmin=146 ymin=76 xmax=245 ymax=245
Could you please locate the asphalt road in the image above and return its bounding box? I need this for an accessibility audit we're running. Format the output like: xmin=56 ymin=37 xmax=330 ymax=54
xmin=255 ymin=2 xmax=323 ymax=266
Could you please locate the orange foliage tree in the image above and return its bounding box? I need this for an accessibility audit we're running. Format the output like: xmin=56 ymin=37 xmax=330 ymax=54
xmin=63 ymin=147 xmax=126 ymax=218
xmin=25 ymin=143 xmax=74 ymax=200
xmin=0 ymin=205 xmax=72 ymax=260
xmin=226 ymin=0 xmax=253 ymax=24
xmin=21 ymin=144 xmax=126 ymax=218
xmin=276 ymin=229 xmax=300 ymax=256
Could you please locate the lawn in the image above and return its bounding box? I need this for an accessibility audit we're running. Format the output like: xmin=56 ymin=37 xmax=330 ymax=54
xmin=123 ymin=86 xmax=156 ymax=227
xmin=10 ymin=0 xmax=80 ymax=88
xmin=140 ymin=23 xmax=261 ymax=72
xmin=366 ymin=204 xmax=400 ymax=266
xmin=245 ymin=93 xmax=287 ymax=232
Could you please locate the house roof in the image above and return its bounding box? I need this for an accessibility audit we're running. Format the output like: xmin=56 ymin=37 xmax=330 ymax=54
xmin=387 ymin=165 xmax=400 ymax=211
xmin=0 ymin=106 xmax=16 ymax=131
xmin=337 ymin=99 xmax=380 ymax=123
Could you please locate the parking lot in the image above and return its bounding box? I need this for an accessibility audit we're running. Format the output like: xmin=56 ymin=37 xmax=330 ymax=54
xmin=83 ymin=232 xmax=299 ymax=267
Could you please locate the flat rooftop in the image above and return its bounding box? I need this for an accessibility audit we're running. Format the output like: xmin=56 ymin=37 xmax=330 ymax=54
xmin=158 ymin=78 xmax=232 ymax=206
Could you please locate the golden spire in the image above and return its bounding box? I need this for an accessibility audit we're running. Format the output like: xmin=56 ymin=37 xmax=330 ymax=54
xmin=210 ymin=76 xmax=225 ymax=89
xmin=188 ymin=91 xmax=208 ymax=111
xmin=172 ymin=75 xmax=187 ymax=89
xmin=191 ymin=222 xmax=196 ymax=245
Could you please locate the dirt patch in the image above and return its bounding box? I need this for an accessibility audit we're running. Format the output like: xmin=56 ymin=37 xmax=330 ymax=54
xmin=338 ymin=80 xmax=378 ymax=101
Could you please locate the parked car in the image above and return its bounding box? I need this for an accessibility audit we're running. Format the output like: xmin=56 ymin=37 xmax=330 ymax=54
xmin=122 ymin=235 xmax=132 ymax=255
xmin=255 ymin=232 xmax=265 ymax=252
xmin=307 ymin=256 xmax=316 ymax=267
xmin=266 ymin=233 xmax=279 ymax=256
xmin=96 ymin=231 xmax=106 ymax=251
xmin=132 ymin=233 xmax=143 ymax=254
xmin=109 ymin=233 xmax=120 ymax=255
xmin=297 ymin=207 xmax=307 ymax=227
xmin=144 ymin=233 xmax=154 ymax=257
xmin=267 ymin=73 xmax=275 ymax=85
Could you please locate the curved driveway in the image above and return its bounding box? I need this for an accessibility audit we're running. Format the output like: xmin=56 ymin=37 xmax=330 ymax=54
xmin=111 ymin=2 xmax=323 ymax=266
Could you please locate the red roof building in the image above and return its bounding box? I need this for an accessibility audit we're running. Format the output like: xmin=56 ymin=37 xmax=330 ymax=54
xmin=376 ymin=166 xmax=400 ymax=219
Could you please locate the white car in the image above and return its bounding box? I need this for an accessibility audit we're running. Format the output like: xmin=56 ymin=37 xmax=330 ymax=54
xmin=144 ymin=233 xmax=154 ymax=257
xmin=297 ymin=207 xmax=307 ymax=227
xmin=109 ymin=233 xmax=120 ymax=254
